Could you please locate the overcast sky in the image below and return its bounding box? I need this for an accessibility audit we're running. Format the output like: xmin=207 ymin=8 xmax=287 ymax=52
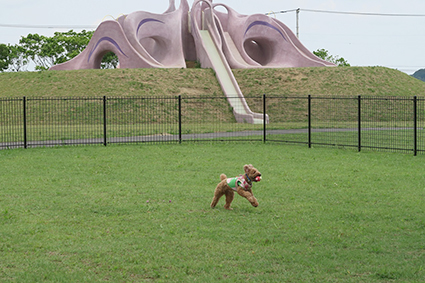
xmin=1 ymin=0 xmax=424 ymax=74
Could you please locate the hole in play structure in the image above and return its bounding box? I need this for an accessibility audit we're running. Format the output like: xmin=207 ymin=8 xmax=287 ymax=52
xmin=243 ymin=37 xmax=274 ymax=66
xmin=100 ymin=51 xmax=119 ymax=69
xmin=213 ymin=5 xmax=228 ymax=14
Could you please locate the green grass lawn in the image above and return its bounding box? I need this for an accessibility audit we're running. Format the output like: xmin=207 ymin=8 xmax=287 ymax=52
xmin=1 ymin=143 xmax=424 ymax=282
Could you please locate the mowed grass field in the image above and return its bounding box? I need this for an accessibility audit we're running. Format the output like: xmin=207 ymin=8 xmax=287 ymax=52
xmin=1 ymin=143 xmax=424 ymax=282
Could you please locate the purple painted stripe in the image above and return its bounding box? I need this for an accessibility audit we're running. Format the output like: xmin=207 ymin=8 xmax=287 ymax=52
xmin=88 ymin=37 xmax=128 ymax=63
xmin=136 ymin=18 xmax=165 ymax=35
xmin=244 ymin=21 xmax=287 ymax=41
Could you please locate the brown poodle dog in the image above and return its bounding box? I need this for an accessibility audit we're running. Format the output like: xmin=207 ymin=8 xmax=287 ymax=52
xmin=211 ymin=164 xmax=262 ymax=210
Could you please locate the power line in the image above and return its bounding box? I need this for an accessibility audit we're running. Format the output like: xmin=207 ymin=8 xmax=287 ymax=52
xmin=266 ymin=8 xmax=425 ymax=38
xmin=266 ymin=8 xmax=299 ymax=15
xmin=0 ymin=23 xmax=96 ymax=29
xmin=3 ymin=8 xmax=424 ymax=29
xmin=303 ymin=8 xmax=425 ymax=17
xmin=266 ymin=8 xmax=425 ymax=17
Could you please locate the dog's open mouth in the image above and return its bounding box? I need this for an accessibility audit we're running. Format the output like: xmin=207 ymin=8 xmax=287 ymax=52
xmin=254 ymin=175 xmax=262 ymax=182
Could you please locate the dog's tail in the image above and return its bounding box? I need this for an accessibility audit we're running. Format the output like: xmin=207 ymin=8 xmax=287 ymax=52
xmin=220 ymin=174 xmax=227 ymax=181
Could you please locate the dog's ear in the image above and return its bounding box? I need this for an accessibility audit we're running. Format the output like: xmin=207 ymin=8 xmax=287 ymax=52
xmin=244 ymin=164 xmax=252 ymax=174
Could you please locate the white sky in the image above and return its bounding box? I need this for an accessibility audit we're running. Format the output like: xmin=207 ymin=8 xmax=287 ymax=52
xmin=0 ymin=0 xmax=424 ymax=74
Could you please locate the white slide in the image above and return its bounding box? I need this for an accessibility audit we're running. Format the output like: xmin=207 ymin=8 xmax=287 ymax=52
xmin=189 ymin=1 xmax=266 ymax=124
xmin=197 ymin=30 xmax=266 ymax=124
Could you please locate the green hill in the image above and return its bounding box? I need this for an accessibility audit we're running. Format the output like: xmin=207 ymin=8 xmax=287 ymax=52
xmin=234 ymin=66 xmax=425 ymax=96
xmin=411 ymin=68 xmax=425 ymax=82
xmin=0 ymin=66 xmax=424 ymax=98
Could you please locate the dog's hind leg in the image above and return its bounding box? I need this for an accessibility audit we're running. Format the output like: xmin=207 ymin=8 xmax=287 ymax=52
xmin=211 ymin=176 xmax=228 ymax=209
xmin=223 ymin=190 xmax=235 ymax=210
xmin=211 ymin=188 xmax=224 ymax=208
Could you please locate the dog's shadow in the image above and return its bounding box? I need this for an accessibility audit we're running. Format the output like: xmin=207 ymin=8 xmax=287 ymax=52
xmin=210 ymin=204 xmax=264 ymax=215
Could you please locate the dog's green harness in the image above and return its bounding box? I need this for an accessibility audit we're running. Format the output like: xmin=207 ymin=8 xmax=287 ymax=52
xmin=227 ymin=175 xmax=250 ymax=191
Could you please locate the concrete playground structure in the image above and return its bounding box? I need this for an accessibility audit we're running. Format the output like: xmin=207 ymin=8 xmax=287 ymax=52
xmin=50 ymin=0 xmax=334 ymax=123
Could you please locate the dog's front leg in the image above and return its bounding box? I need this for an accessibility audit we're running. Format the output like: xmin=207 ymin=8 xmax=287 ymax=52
xmin=223 ymin=190 xmax=235 ymax=210
xmin=236 ymin=188 xmax=259 ymax=207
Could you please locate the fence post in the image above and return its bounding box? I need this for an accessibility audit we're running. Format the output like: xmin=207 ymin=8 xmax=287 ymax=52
xmin=358 ymin=95 xmax=361 ymax=152
xmin=413 ymin=96 xmax=417 ymax=156
xmin=103 ymin=96 xmax=107 ymax=146
xmin=263 ymin=94 xmax=266 ymax=143
xmin=23 ymin=96 xmax=27 ymax=149
xmin=178 ymin=95 xmax=182 ymax=144
xmin=308 ymin=95 xmax=311 ymax=148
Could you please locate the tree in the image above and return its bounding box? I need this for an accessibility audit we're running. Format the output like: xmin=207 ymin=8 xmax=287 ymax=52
xmin=8 ymin=44 xmax=29 ymax=72
xmin=0 ymin=44 xmax=28 ymax=72
xmin=18 ymin=30 xmax=94 ymax=71
xmin=100 ymin=51 xmax=119 ymax=69
xmin=313 ymin=49 xmax=350 ymax=67
xmin=0 ymin=44 xmax=10 ymax=71
xmin=19 ymin=33 xmax=61 ymax=70
xmin=52 ymin=30 xmax=94 ymax=64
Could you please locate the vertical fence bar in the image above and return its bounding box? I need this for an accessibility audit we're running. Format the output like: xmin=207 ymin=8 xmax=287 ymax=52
xmin=358 ymin=95 xmax=361 ymax=152
xmin=413 ymin=96 xmax=417 ymax=156
xmin=420 ymin=97 xmax=424 ymax=155
xmin=263 ymin=94 xmax=266 ymax=143
xmin=103 ymin=96 xmax=107 ymax=146
xmin=23 ymin=96 xmax=27 ymax=149
xmin=178 ymin=95 xmax=182 ymax=144
xmin=308 ymin=95 xmax=311 ymax=148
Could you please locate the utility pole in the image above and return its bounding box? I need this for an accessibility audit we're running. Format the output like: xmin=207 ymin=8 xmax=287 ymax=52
xmin=296 ymin=8 xmax=300 ymax=38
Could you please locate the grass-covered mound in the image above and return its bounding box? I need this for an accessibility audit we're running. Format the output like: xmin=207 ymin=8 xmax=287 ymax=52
xmin=1 ymin=66 xmax=424 ymax=98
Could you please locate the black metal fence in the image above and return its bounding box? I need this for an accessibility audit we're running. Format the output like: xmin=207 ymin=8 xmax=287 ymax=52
xmin=1 ymin=95 xmax=424 ymax=155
